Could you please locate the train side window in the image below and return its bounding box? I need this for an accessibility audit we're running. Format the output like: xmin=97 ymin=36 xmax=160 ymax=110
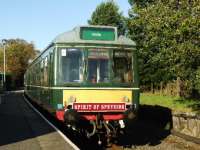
xmin=40 ymin=60 xmax=44 ymax=85
xmin=44 ymin=57 xmax=48 ymax=86
xmin=40 ymin=60 xmax=44 ymax=69
xmin=44 ymin=57 xmax=48 ymax=67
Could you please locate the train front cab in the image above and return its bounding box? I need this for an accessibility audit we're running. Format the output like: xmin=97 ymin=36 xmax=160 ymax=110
xmin=54 ymin=46 xmax=139 ymax=143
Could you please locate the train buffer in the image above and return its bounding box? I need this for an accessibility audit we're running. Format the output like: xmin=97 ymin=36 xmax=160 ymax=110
xmin=0 ymin=91 xmax=79 ymax=150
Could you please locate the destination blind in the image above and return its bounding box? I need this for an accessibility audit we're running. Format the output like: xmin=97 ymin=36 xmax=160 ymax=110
xmin=80 ymin=27 xmax=115 ymax=41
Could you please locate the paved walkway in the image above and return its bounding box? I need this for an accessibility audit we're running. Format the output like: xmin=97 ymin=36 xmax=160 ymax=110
xmin=0 ymin=92 xmax=77 ymax=150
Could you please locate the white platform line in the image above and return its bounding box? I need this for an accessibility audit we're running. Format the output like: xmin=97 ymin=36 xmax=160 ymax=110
xmin=23 ymin=94 xmax=80 ymax=150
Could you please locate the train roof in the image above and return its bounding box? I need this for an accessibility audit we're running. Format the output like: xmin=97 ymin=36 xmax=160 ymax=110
xmin=26 ymin=26 xmax=136 ymax=70
xmin=52 ymin=26 xmax=136 ymax=47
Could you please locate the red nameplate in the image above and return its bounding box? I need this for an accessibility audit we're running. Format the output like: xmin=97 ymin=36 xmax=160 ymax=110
xmin=73 ymin=103 xmax=125 ymax=111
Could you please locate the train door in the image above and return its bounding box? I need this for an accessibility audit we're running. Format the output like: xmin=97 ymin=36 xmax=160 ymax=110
xmin=44 ymin=56 xmax=49 ymax=104
xmin=39 ymin=59 xmax=44 ymax=104
xmin=48 ymin=53 xmax=53 ymax=106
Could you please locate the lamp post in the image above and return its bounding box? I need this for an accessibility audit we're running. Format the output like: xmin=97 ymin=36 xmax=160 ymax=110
xmin=2 ymin=39 xmax=7 ymax=85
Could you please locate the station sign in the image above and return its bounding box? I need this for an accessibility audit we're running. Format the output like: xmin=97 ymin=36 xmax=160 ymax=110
xmin=80 ymin=27 xmax=115 ymax=41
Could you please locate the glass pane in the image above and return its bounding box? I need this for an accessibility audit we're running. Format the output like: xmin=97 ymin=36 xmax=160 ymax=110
xmin=99 ymin=60 xmax=109 ymax=82
xmin=88 ymin=50 xmax=109 ymax=83
xmin=57 ymin=48 xmax=83 ymax=84
xmin=88 ymin=60 xmax=97 ymax=83
xmin=113 ymin=50 xmax=133 ymax=83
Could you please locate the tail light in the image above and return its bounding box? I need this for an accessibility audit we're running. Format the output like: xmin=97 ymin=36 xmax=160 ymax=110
xmin=122 ymin=96 xmax=130 ymax=103
xmin=68 ymin=96 xmax=76 ymax=103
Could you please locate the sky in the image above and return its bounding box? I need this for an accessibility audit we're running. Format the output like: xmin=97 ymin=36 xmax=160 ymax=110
xmin=0 ymin=0 xmax=131 ymax=50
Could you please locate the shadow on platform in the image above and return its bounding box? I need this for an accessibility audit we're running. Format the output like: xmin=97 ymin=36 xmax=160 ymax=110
xmin=0 ymin=92 xmax=55 ymax=147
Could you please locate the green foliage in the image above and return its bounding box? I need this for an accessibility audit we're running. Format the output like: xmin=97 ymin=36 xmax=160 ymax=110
xmin=128 ymin=0 xmax=156 ymax=7
xmin=128 ymin=0 xmax=200 ymax=96
xmin=0 ymin=39 xmax=36 ymax=87
xmin=195 ymin=68 xmax=200 ymax=93
xmin=88 ymin=0 xmax=126 ymax=35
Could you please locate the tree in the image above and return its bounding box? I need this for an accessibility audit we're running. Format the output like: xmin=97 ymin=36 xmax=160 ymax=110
xmin=88 ymin=0 xmax=126 ymax=35
xmin=0 ymin=39 xmax=36 ymax=88
xmin=128 ymin=0 xmax=200 ymax=96
xmin=128 ymin=0 xmax=156 ymax=8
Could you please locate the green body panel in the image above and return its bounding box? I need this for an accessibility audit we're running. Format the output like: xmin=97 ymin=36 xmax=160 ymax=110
xmin=52 ymin=89 xmax=63 ymax=109
xmin=133 ymin=50 xmax=140 ymax=110
xmin=80 ymin=27 xmax=115 ymax=41
xmin=133 ymin=90 xmax=140 ymax=110
xmin=26 ymin=86 xmax=62 ymax=112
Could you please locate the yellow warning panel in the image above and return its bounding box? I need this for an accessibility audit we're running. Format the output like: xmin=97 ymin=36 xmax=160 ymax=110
xmin=63 ymin=89 xmax=132 ymax=106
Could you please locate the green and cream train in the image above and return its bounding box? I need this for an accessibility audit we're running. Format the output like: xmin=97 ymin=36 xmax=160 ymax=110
xmin=24 ymin=26 xmax=139 ymax=144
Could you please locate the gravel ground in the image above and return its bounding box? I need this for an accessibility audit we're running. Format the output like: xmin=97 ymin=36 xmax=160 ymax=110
xmin=119 ymin=135 xmax=200 ymax=150
xmin=105 ymin=105 xmax=200 ymax=150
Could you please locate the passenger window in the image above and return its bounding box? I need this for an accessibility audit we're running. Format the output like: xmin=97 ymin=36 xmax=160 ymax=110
xmin=44 ymin=57 xmax=48 ymax=86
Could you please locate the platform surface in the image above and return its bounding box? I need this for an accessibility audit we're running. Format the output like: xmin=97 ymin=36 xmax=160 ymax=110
xmin=0 ymin=92 xmax=77 ymax=150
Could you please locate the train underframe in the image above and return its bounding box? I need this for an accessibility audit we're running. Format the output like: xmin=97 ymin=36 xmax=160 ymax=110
xmin=56 ymin=107 xmax=137 ymax=146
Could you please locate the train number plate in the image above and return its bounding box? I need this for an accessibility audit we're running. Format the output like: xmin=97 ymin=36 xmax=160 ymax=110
xmin=73 ymin=103 xmax=126 ymax=111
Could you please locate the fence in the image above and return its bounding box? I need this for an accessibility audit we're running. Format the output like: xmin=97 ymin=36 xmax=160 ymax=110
xmin=145 ymin=77 xmax=192 ymax=97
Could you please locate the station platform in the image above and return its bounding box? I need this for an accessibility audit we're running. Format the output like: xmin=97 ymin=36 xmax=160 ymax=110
xmin=0 ymin=91 xmax=79 ymax=150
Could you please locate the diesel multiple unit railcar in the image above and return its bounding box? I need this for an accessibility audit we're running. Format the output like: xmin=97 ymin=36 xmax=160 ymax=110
xmin=24 ymin=26 xmax=139 ymax=144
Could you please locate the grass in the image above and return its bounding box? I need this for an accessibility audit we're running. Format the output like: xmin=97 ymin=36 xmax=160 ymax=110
xmin=140 ymin=93 xmax=200 ymax=113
